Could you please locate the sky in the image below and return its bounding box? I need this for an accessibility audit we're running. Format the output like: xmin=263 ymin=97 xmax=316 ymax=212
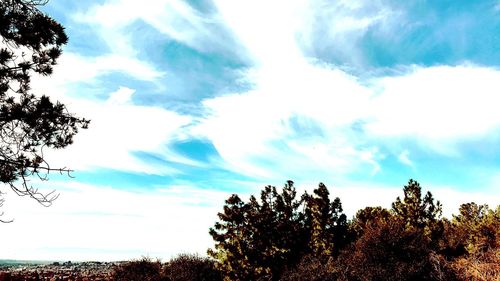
xmin=2 ymin=0 xmax=500 ymax=261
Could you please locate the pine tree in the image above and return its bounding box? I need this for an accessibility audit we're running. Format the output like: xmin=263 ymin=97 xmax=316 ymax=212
xmin=0 ymin=0 xmax=88 ymax=212
xmin=209 ymin=182 xmax=308 ymax=281
xmin=305 ymin=183 xmax=347 ymax=257
xmin=392 ymin=179 xmax=443 ymax=239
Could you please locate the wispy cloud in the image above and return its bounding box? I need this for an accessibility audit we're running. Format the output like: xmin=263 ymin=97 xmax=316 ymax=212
xmin=75 ymin=0 xmax=239 ymax=56
xmin=31 ymin=55 xmax=193 ymax=174
xmin=46 ymin=87 xmax=195 ymax=174
xmin=191 ymin=1 xmax=500 ymax=183
xmin=398 ymin=150 xmax=414 ymax=167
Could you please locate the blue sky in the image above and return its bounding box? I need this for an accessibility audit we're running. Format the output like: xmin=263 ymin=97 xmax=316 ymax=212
xmin=2 ymin=0 xmax=500 ymax=261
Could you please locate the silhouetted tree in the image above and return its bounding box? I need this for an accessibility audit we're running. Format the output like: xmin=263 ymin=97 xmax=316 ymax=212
xmin=335 ymin=180 xmax=458 ymax=281
xmin=0 ymin=0 xmax=88 ymax=215
xmin=243 ymin=182 xmax=307 ymax=279
xmin=305 ymin=183 xmax=348 ymax=257
xmin=209 ymin=182 xmax=311 ymax=280
xmin=209 ymin=179 xmax=498 ymax=280
xmin=209 ymin=181 xmax=347 ymax=280
xmin=208 ymin=194 xmax=256 ymax=280
xmin=392 ymin=179 xmax=444 ymax=242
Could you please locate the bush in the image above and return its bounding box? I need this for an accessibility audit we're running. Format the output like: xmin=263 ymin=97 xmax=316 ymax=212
xmin=163 ymin=254 xmax=222 ymax=281
xmin=451 ymin=247 xmax=500 ymax=281
xmin=111 ymin=257 xmax=165 ymax=281
xmin=280 ymin=255 xmax=336 ymax=281
xmin=338 ymin=218 xmax=451 ymax=281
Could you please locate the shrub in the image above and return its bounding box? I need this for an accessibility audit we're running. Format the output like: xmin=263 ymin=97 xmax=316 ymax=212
xmin=280 ymin=255 xmax=336 ymax=281
xmin=163 ymin=254 xmax=222 ymax=281
xmin=111 ymin=257 xmax=165 ymax=281
xmin=338 ymin=217 xmax=450 ymax=281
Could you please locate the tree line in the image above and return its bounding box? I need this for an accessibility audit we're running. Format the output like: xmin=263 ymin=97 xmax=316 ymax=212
xmin=206 ymin=179 xmax=499 ymax=281
xmin=107 ymin=179 xmax=498 ymax=281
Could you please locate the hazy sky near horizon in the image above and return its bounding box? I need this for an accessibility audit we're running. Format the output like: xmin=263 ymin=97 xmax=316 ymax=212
xmin=2 ymin=0 xmax=500 ymax=261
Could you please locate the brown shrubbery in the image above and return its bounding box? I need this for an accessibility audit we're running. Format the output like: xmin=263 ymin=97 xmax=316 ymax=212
xmin=111 ymin=258 xmax=165 ymax=281
xmin=163 ymin=254 xmax=222 ymax=281
xmin=110 ymin=255 xmax=221 ymax=281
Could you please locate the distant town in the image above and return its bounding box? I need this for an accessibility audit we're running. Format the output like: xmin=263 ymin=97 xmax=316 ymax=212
xmin=0 ymin=260 xmax=119 ymax=280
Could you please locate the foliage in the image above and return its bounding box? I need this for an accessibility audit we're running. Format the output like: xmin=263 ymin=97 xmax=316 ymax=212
xmin=111 ymin=257 xmax=165 ymax=281
xmin=280 ymin=255 xmax=336 ymax=281
xmin=0 ymin=0 xmax=88 ymax=212
xmin=451 ymin=247 xmax=500 ymax=281
xmin=163 ymin=254 xmax=222 ymax=281
xmin=304 ymin=183 xmax=348 ymax=257
xmin=392 ymin=179 xmax=443 ymax=229
xmin=391 ymin=179 xmax=444 ymax=246
xmin=209 ymin=181 xmax=347 ymax=281
xmin=350 ymin=206 xmax=391 ymax=238
xmin=453 ymin=203 xmax=499 ymax=255
xmin=338 ymin=216 xmax=451 ymax=281
xmin=208 ymin=179 xmax=500 ymax=281
xmin=440 ymin=203 xmax=500 ymax=280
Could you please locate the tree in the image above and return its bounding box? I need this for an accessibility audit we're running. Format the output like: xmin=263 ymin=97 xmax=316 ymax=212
xmin=209 ymin=181 xmax=309 ymax=281
xmin=0 ymin=0 xmax=88 ymax=214
xmin=208 ymin=181 xmax=348 ymax=280
xmin=444 ymin=203 xmax=500 ymax=280
xmin=305 ymin=183 xmax=348 ymax=257
xmin=336 ymin=180 xmax=454 ymax=281
xmin=453 ymin=203 xmax=499 ymax=254
xmin=208 ymin=194 xmax=255 ymax=280
xmin=350 ymin=206 xmax=392 ymax=238
xmin=392 ymin=179 xmax=443 ymax=241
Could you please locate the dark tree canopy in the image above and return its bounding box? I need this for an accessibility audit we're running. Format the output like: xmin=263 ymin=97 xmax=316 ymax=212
xmin=0 ymin=0 xmax=88 ymax=215
xmin=208 ymin=181 xmax=349 ymax=281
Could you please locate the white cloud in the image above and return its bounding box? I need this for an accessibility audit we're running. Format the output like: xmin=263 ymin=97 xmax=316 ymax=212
xmin=196 ymin=62 xmax=500 ymax=179
xmin=294 ymin=0 xmax=400 ymax=67
xmin=4 ymin=0 xmax=499 ymax=263
xmin=0 ymin=181 xmax=232 ymax=261
xmin=30 ymin=52 xmax=163 ymax=104
xmin=368 ymin=65 xmax=500 ymax=141
xmin=57 ymin=53 xmax=163 ymax=83
xmin=45 ymin=87 xmax=194 ymax=174
xmin=398 ymin=150 xmax=413 ymax=167
xmin=76 ymin=0 xmax=234 ymax=56
xmin=189 ymin=0 xmax=500 ymax=181
xmin=2 ymin=179 xmax=496 ymax=261
xmin=28 ymin=51 xmax=194 ymax=174
xmin=194 ymin=61 xmax=377 ymax=180
xmin=107 ymin=86 xmax=135 ymax=105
